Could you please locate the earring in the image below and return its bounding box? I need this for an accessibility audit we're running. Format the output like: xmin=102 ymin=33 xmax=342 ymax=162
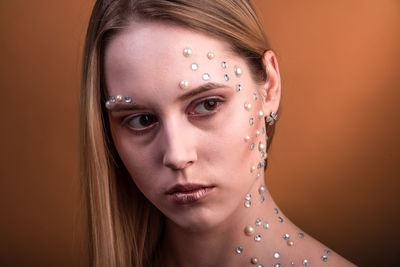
xmin=265 ymin=111 xmax=278 ymax=125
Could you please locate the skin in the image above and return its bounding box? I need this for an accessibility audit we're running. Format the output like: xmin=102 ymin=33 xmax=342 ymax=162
xmin=104 ymin=21 xmax=356 ymax=267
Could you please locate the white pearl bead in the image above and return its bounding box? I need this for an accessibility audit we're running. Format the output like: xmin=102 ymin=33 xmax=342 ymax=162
xmin=251 ymin=165 xmax=256 ymax=172
xmin=179 ymin=80 xmax=189 ymax=89
xmin=256 ymin=130 xmax=260 ymax=136
xmin=234 ymin=65 xmax=243 ymax=76
xmin=244 ymin=103 xmax=252 ymax=110
xmin=116 ymin=95 xmax=122 ymax=102
xmin=259 ymin=110 xmax=264 ymax=117
xmin=245 ymin=135 xmax=250 ymax=142
xmin=207 ymin=51 xmax=215 ymax=59
xmin=244 ymin=225 xmax=255 ymax=236
xmin=259 ymin=142 xmax=265 ymax=151
xmin=183 ymin=48 xmax=192 ymax=57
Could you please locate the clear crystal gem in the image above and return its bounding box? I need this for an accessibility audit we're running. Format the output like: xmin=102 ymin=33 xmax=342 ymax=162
xmin=291 ymin=262 xmax=296 ymax=266
xmin=245 ymin=194 xmax=251 ymax=200
xmin=202 ymin=73 xmax=210 ymax=81
xmin=298 ymin=232 xmax=305 ymax=238
xmin=224 ymin=74 xmax=229 ymax=81
xmin=222 ymin=61 xmax=227 ymax=69
xmin=244 ymin=200 xmax=251 ymax=208
xmin=278 ymin=216 xmax=283 ymax=223
xmin=191 ymin=63 xmax=199 ymax=70
xmin=251 ymin=143 xmax=255 ymax=150
xmin=235 ymin=246 xmax=243 ymax=254
xmin=255 ymin=218 xmax=261 ymax=226
xmin=276 ymin=264 xmax=282 ymax=267
xmin=236 ymin=84 xmax=241 ymax=91
xmin=253 ymin=93 xmax=258 ymax=100
xmin=283 ymin=233 xmax=290 ymax=240
xmin=261 ymin=151 xmax=265 ymax=158
xmin=263 ymin=222 xmax=269 ymax=229
xmin=249 ymin=118 xmax=254 ymax=125
xmin=303 ymin=259 xmax=310 ymax=266
xmin=124 ymin=96 xmax=132 ymax=103
xmin=273 ymin=252 xmax=280 ymax=259
xmin=110 ymin=96 xmax=116 ymax=102
xmin=321 ymin=256 xmax=328 ymax=262
xmin=274 ymin=208 xmax=279 ymax=214
xmin=257 ymin=265 xmax=263 ymax=267
xmin=254 ymin=234 xmax=261 ymax=242
xmin=260 ymin=196 xmax=265 ymax=203
xmin=325 ymin=249 xmax=331 ymax=255
xmin=258 ymin=162 xmax=262 ymax=169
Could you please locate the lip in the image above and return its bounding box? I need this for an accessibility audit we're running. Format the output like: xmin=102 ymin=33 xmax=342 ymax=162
xmin=166 ymin=183 xmax=215 ymax=205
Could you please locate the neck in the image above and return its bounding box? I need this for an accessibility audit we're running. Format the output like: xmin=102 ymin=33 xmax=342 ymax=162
xmin=160 ymin=177 xmax=300 ymax=267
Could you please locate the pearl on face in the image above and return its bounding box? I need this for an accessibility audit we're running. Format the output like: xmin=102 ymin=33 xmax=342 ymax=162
xmin=179 ymin=80 xmax=189 ymax=89
xmin=251 ymin=165 xmax=256 ymax=172
xmin=258 ymin=185 xmax=266 ymax=194
xmin=105 ymin=101 xmax=111 ymax=109
xmin=191 ymin=63 xmax=199 ymax=71
xmin=234 ymin=65 xmax=243 ymax=76
xmin=244 ymin=225 xmax=255 ymax=236
xmin=259 ymin=110 xmax=264 ymax=117
xmin=207 ymin=51 xmax=215 ymax=59
xmin=183 ymin=47 xmax=192 ymax=57
xmin=116 ymin=95 xmax=123 ymax=102
xmin=258 ymin=142 xmax=265 ymax=151
xmin=244 ymin=103 xmax=252 ymax=110
xmin=202 ymin=73 xmax=210 ymax=81
xmin=244 ymin=135 xmax=250 ymax=142
xmin=287 ymin=240 xmax=295 ymax=246
xmin=256 ymin=130 xmax=260 ymax=136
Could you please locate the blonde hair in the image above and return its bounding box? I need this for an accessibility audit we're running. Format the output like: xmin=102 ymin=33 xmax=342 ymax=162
xmin=80 ymin=0 xmax=273 ymax=266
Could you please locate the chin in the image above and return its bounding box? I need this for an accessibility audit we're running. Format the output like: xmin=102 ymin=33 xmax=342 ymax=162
xmin=166 ymin=207 xmax=226 ymax=233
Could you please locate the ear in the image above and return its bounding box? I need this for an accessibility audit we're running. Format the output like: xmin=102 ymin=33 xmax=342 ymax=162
xmin=260 ymin=50 xmax=281 ymax=116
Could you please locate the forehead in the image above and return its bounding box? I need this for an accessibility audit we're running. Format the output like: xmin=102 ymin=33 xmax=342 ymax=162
xmin=103 ymin=21 xmax=242 ymax=98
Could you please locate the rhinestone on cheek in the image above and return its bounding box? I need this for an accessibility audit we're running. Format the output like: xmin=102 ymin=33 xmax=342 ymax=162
xmin=257 ymin=265 xmax=263 ymax=267
xmin=273 ymin=252 xmax=280 ymax=259
xmin=224 ymin=74 xmax=230 ymax=81
xmin=255 ymin=218 xmax=262 ymax=226
xmin=263 ymin=222 xmax=269 ymax=229
xmin=124 ymin=96 xmax=132 ymax=103
xmin=245 ymin=194 xmax=252 ymax=200
xmin=298 ymin=232 xmax=305 ymax=238
xmin=259 ymin=142 xmax=265 ymax=151
xmin=250 ymin=143 xmax=255 ymax=150
xmin=276 ymin=264 xmax=282 ymax=267
xmin=278 ymin=216 xmax=284 ymax=223
xmin=191 ymin=63 xmax=199 ymax=70
xmin=183 ymin=48 xmax=192 ymax=57
xmin=256 ymin=130 xmax=261 ymax=136
xmin=259 ymin=110 xmax=264 ymax=117
xmin=202 ymin=73 xmax=210 ymax=81
xmin=244 ymin=225 xmax=255 ymax=236
xmin=110 ymin=96 xmax=116 ymax=103
xmin=325 ymin=249 xmax=331 ymax=255
xmin=249 ymin=118 xmax=254 ymax=125
xmin=222 ymin=61 xmax=227 ymax=69
xmin=321 ymin=256 xmax=328 ymax=262
xmin=244 ymin=200 xmax=251 ymax=208
xmin=274 ymin=208 xmax=279 ymax=214
xmin=235 ymin=246 xmax=243 ymax=254
xmin=254 ymin=234 xmax=261 ymax=242
xmin=303 ymin=259 xmax=310 ymax=266
xmin=253 ymin=93 xmax=258 ymax=100
xmin=291 ymin=262 xmax=296 ymax=266
xmin=236 ymin=84 xmax=242 ymax=92
xmin=260 ymin=195 xmax=265 ymax=202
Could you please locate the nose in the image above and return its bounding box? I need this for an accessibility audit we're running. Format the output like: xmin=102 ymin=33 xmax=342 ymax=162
xmin=161 ymin=119 xmax=197 ymax=170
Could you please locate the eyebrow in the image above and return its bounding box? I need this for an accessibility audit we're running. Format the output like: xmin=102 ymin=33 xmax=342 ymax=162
xmin=108 ymin=82 xmax=226 ymax=112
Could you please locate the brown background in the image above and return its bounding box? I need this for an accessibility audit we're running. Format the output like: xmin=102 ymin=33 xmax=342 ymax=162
xmin=0 ymin=0 xmax=399 ymax=266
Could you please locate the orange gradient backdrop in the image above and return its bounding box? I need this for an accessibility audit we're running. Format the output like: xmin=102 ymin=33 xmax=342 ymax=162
xmin=0 ymin=1 xmax=399 ymax=266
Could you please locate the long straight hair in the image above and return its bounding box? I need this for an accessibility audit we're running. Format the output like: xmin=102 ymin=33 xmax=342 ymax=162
xmin=80 ymin=0 xmax=274 ymax=266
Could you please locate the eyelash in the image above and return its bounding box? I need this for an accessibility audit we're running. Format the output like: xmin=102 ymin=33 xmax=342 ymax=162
xmin=122 ymin=96 xmax=225 ymax=135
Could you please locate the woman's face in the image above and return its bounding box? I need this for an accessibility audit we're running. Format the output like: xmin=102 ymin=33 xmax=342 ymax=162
xmin=104 ymin=21 xmax=273 ymax=231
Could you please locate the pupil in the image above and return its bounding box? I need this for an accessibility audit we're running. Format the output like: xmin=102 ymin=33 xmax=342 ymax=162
xmin=140 ymin=115 xmax=154 ymax=126
xmin=205 ymin=100 xmax=216 ymax=110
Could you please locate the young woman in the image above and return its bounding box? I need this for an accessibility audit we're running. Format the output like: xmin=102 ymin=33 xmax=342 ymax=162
xmin=80 ymin=0 xmax=356 ymax=266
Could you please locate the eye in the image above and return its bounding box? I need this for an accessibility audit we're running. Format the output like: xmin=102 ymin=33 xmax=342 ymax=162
xmin=125 ymin=114 xmax=158 ymax=130
xmin=191 ymin=98 xmax=223 ymax=115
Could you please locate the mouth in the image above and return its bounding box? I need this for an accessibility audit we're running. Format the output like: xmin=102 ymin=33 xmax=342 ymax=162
xmin=166 ymin=183 xmax=216 ymax=205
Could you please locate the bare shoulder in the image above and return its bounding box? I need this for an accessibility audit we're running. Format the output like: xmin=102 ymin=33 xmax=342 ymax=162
xmin=290 ymin=230 xmax=357 ymax=267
